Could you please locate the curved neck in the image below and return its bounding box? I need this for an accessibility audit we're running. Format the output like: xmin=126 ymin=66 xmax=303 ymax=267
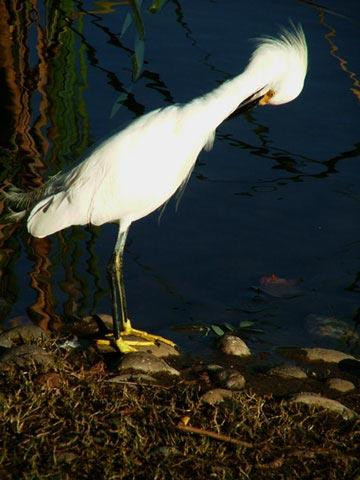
xmin=182 ymin=67 xmax=268 ymax=134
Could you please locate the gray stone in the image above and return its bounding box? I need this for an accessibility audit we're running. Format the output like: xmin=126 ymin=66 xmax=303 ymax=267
xmin=0 ymin=325 xmax=48 ymax=348
xmin=116 ymin=351 xmax=179 ymax=376
xmin=217 ymin=369 xmax=246 ymax=390
xmin=279 ymin=347 xmax=356 ymax=364
xmin=326 ymin=378 xmax=356 ymax=393
xmin=0 ymin=345 xmax=55 ymax=370
xmin=200 ymin=388 xmax=233 ymax=405
xmin=219 ymin=335 xmax=251 ymax=357
xmin=291 ymin=392 xmax=357 ymax=421
xmin=269 ymin=365 xmax=307 ymax=379
xmin=304 ymin=348 xmax=356 ymax=364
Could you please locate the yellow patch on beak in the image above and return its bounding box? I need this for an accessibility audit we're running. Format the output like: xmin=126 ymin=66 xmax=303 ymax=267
xmin=259 ymin=89 xmax=275 ymax=106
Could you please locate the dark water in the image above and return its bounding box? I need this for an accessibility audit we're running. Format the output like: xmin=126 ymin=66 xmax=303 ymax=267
xmin=0 ymin=1 xmax=359 ymax=357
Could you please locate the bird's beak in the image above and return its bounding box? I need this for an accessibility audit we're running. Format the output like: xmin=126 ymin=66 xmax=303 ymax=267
xmin=228 ymin=87 xmax=268 ymax=119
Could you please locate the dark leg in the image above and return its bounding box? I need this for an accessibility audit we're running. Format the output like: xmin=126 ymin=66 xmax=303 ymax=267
xmin=97 ymin=223 xmax=176 ymax=353
xmin=108 ymin=226 xmax=128 ymax=340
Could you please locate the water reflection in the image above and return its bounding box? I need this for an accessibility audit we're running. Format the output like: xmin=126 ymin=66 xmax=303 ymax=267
xmin=0 ymin=1 xmax=359 ymax=354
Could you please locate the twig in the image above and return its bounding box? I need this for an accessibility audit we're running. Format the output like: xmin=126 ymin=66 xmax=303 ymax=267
xmin=176 ymin=423 xmax=253 ymax=448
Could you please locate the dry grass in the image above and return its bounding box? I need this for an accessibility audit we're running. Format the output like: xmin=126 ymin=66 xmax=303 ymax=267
xmin=0 ymin=345 xmax=359 ymax=480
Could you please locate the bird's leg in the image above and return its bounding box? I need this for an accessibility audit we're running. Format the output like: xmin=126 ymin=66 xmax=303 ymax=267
xmin=97 ymin=224 xmax=175 ymax=353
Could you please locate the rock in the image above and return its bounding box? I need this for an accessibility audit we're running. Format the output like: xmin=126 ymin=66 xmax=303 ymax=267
xmin=279 ymin=347 xmax=356 ymax=364
xmin=116 ymin=351 xmax=179 ymax=376
xmin=72 ymin=314 xmax=113 ymax=336
xmin=200 ymin=388 xmax=233 ymax=405
xmin=219 ymin=335 xmax=251 ymax=357
xmin=108 ymin=373 xmax=157 ymax=384
xmin=139 ymin=340 xmax=180 ymax=358
xmin=0 ymin=345 xmax=55 ymax=370
xmin=0 ymin=325 xmax=48 ymax=348
xmin=269 ymin=365 xmax=307 ymax=379
xmin=217 ymin=369 xmax=246 ymax=390
xmin=291 ymin=392 xmax=357 ymax=421
xmin=326 ymin=378 xmax=355 ymax=393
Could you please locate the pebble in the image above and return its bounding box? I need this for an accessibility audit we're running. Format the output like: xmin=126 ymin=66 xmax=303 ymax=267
xmin=217 ymin=369 xmax=246 ymax=390
xmin=0 ymin=325 xmax=48 ymax=348
xmin=291 ymin=392 xmax=357 ymax=421
xmin=219 ymin=335 xmax=251 ymax=357
xmin=326 ymin=378 xmax=355 ymax=393
xmin=200 ymin=388 xmax=233 ymax=405
xmin=116 ymin=351 xmax=180 ymax=376
xmin=269 ymin=365 xmax=307 ymax=379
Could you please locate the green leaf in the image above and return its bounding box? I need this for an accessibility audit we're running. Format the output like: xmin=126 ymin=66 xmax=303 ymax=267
xmin=132 ymin=35 xmax=145 ymax=81
xmin=210 ymin=325 xmax=225 ymax=336
xmin=239 ymin=320 xmax=254 ymax=329
xmin=129 ymin=0 xmax=145 ymax=40
xmin=110 ymin=92 xmax=129 ymax=118
xmin=121 ymin=12 xmax=133 ymax=38
xmin=224 ymin=322 xmax=235 ymax=331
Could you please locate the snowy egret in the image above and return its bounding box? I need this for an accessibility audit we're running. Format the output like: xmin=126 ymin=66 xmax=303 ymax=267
xmin=7 ymin=25 xmax=308 ymax=353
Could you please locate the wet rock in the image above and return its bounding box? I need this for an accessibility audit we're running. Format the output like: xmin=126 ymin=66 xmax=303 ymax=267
xmin=0 ymin=325 xmax=48 ymax=348
xmin=0 ymin=345 xmax=55 ymax=370
xmin=269 ymin=365 xmax=307 ymax=379
xmin=326 ymin=378 xmax=355 ymax=393
xmin=200 ymin=388 xmax=233 ymax=405
xmin=279 ymin=347 xmax=356 ymax=364
xmin=219 ymin=335 xmax=251 ymax=357
xmin=116 ymin=351 xmax=179 ymax=376
xmin=291 ymin=392 xmax=357 ymax=421
xmin=217 ymin=369 xmax=246 ymax=390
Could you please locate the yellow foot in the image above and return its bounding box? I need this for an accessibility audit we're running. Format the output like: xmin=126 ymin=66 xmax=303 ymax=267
xmin=96 ymin=325 xmax=176 ymax=354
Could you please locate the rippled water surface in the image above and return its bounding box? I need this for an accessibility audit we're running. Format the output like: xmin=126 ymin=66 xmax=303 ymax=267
xmin=0 ymin=0 xmax=359 ymax=356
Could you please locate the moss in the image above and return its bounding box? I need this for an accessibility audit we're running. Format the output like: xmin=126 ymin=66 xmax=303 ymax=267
xmin=0 ymin=345 xmax=359 ymax=479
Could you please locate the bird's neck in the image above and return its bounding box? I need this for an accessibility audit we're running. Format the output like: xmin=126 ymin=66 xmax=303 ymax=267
xmin=184 ymin=66 xmax=268 ymax=134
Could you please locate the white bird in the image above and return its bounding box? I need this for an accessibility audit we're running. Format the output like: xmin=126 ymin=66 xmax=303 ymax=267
xmin=7 ymin=25 xmax=308 ymax=353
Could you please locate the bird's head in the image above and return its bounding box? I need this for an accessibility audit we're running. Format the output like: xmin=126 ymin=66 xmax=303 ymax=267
xmin=239 ymin=25 xmax=308 ymax=111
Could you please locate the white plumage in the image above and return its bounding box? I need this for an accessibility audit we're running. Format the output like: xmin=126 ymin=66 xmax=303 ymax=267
xmin=19 ymin=25 xmax=308 ymax=352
